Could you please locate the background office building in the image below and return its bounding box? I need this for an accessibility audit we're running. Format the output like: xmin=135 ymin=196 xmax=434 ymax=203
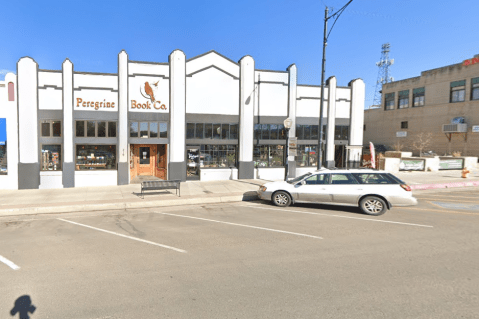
xmin=0 ymin=50 xmax=365 ymax=190
xmin=364 ymin=54 xmax=479 ymax=157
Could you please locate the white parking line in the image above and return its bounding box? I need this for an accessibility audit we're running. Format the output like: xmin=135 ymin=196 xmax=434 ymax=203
xmin=155 ymin=212 xmax=322 ymax=239
xmin=240 ymin=204 xmax=434 ymax=228
xmin=57 ymin=218 xmax=187 ymax=253
xmin=0 ymin=255 xmax=20 ymax=270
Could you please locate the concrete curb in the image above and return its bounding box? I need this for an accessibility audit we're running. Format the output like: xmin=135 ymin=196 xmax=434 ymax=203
xmin=0 ymin=195 xmax=259 ymax=217
xmin=410 ymin=180 xmax=479 ymax=190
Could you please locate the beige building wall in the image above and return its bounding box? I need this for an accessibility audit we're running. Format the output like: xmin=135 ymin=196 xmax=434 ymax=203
xmin=364 ymin=55 xmax=479 ymax=156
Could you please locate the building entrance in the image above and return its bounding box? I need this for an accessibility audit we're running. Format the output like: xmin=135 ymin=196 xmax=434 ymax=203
xmin=130 ymin=144 xmax=168 ymax=180
xmin=334 ymin=145 xmax=346 ymax=168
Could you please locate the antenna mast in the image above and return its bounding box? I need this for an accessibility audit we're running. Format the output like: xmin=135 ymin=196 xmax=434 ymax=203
xmin=372 ymin=43 xmax=394 ymax=108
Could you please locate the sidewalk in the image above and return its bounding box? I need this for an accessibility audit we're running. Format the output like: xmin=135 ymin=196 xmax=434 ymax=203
xmin=0 ymin=168 xmax=478 ymax=217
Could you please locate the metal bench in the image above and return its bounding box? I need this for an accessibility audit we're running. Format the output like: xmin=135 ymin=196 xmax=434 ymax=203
xmin=141 ymin=180 xmax=181 ymax=197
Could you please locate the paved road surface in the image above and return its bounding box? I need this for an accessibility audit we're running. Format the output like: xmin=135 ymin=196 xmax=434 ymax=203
xmin=1 ymin=187 xmax=478 ymax=319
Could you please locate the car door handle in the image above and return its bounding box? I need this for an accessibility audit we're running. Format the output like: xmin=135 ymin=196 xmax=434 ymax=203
xmin=357 ymin=188 xmax=363 ymax=191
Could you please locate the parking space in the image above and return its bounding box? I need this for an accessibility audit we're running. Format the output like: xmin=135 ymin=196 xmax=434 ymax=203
xmin=1 ymin=189 xmax=478 ymax=318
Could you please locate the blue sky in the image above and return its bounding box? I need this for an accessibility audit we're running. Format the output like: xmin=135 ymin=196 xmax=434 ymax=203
xmin=1 ymin=0 xmax=477 ymax=107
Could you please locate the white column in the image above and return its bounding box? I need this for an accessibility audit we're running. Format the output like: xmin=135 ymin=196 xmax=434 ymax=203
xmin=238 ymin=55 xmax=255 ymax=179
xmin=287 ymin=64 xmax=297 ymax=177
xmin=118 ymin=50 xmax=129 ymax=184
xmin=62 ymin=59 xmax=74 ymax=187
xmin=169 ymin=50 xmax=186 ymax=181
xmin=349 ymin=78 xmax=365 ymax=166
xmin=17 ymin=57 xmax=40 ymax=189
xmin=326 ymin=76 xmax=337 ymax=168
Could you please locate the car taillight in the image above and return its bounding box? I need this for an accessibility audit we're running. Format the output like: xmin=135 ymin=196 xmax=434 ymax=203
xmin=400 ymin=184 xmax=411 ymax=191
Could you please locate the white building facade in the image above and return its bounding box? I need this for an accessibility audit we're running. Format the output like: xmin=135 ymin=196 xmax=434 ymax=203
xmin=0 ymin=50 xmax=365 ymax=189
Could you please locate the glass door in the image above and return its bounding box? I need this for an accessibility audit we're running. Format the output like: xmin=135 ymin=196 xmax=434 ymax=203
xmin=186 ymin=147 xmax=200 ymax=180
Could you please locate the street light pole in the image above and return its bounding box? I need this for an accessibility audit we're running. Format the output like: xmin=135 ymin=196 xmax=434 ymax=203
xmin=283 ymin=118 xmax=293 ymax=181
xmin=316 ymin=0 xmax=354 ymax=170
xmin=317 ymin=6 xmax=328 ymax=170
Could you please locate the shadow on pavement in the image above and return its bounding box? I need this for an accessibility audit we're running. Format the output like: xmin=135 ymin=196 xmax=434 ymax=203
xmin=10 ymin=295 xmax=36 ymax=319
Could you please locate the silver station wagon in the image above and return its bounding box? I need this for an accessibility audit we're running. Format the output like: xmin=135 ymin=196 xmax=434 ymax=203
xmin=257 ymin=169 xmax=418 ymax=216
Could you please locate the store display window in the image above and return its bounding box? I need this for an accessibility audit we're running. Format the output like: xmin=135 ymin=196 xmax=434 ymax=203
xmin=253 ymin=145 xmax=284 ymax=168
xmin=295 ymin=145 xmax=318 ymax=167
xmin=76 ymin=145 xmax=116 ymax=170
xmin=41 ymin=145 xmax=62 ymax=171
xmin=199 ymin=145 xmax=237 ymax=168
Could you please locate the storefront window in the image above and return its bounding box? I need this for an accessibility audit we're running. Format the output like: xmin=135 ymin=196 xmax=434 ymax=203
xmin=149 ymin=122 xmax=158 ymax=138
xmin=108 ymin=122 xmax=117 ymax=137
xmin=41 ymin=145 xmax=62 ymax=171
xmin=76 ymin=145 xmax=116 ymax=170
xmin=213 ymin=124 xmax=221 ymax=139
xmin=140 ymin=122 xmax=149 ymax=138
xmin=76 ymin=121 xmax=85 ymax=137
xmin=230 ymin=124 xmax=238 ymax=139
xmin=98 ymin=121 xmax=106 ymax=137
xmin=41 ymin=121 xmax=50 ymax=137
xmin=130 ymin=122 xmax=138 ymax=137
xmin=261 ymin=124 xmax=270 ymax=140
xmin=205 ymin=124 xmax=213 ymax=139
xmin=199 ymin=145 xmax=237 ymax=168
xmin=221 ymin=124 xmax=229 ymax=139
xmin=254 ymin=124 xmax=261 ymax=140
xmin=253 ymin=145 xmax=284 ymax=168
xmin=186 ymin=123 xmax=195 ymax=139
xmin=0 ymin=118 xmax=7 ymax=175
xmin=160 ymin=123 xmax=167 ymax=138
xmin=195 ymin=123 xmax=204 ymax=139
xmin=87 ymin=121 xmax=95 ymax=137
xmin=52 ymin=121 xmax=61 ymax=137
xmin=41 ymin=120 xmax=62 ymax=137
xmin=295 ymin=145 xmax=318 ymax=167
xmin=270 ymin=124 xmax=278 ymax=139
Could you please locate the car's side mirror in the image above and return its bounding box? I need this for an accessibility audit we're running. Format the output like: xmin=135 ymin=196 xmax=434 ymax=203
xmin=296 ymin=180 xmax=306 ymax=186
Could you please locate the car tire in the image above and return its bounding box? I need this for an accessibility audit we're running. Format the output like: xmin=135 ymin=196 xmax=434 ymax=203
xmin=359 ymin=196 xmax=387 ymax=216
xmin=272 ymin=191 xmax=291 ymax=207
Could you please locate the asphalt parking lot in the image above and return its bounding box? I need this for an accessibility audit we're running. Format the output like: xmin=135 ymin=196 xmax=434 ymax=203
xmin=1 ymin=187 xmax=478 ymax=319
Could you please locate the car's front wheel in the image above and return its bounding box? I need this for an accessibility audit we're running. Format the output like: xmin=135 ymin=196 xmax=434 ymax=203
xmin=359 ymin=196 xmax=387 ymax=216
xmin=272 ymin=191 xmax=291 ymax=207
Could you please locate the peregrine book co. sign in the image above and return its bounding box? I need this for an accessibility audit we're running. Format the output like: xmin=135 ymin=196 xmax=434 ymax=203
xmin=129 ymin=77 xmax=169 ymax=113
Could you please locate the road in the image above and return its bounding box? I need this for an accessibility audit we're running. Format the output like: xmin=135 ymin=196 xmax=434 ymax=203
xmin=1 ymin=187 xmax=478 ymax=319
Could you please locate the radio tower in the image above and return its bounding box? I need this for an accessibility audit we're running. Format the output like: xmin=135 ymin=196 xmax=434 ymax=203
xmin=372 ymin=43 xmax=394 ymax=108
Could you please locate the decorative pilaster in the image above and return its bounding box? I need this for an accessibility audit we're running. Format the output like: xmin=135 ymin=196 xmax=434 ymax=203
xmin=325 ymin=76 xmax=337 ymax=168
xmin=238 ymin=55 xmax=255 ymax=179
xmin=349 ymin=78 xmax=365 ymax=166
xmin=118 ymin=50 xmax=129 ymax=185
xmin=168 ymin=50 xmax=187 ymax=181
xmin=62 ymin=59 xmax=74 ymax=187
xmin=17 ymin=57 xmax=40 ymax=189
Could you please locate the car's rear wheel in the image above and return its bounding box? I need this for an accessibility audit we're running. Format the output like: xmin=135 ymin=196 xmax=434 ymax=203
xmin=272 ymin=191 xmax=291 ymax=207
xmin=359 ymin=196 xmax=387 ymax=216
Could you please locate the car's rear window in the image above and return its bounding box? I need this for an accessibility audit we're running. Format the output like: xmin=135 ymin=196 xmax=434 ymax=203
xmin=352 ymin=173 xmax=397 ymax=184
xmin=384 ymin=173 xmax=405 ymax=184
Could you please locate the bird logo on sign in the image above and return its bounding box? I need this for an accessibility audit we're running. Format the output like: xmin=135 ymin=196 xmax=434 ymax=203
xmin=139 ymin=81 xmax=167 ymax=110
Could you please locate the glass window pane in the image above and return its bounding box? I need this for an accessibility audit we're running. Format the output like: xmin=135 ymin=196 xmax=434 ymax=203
xmin=230 ymin=124 xmax=238 ymax=139
xmin=331 ymin=174 xmax=358 ymax=184
xmin=221 ymin=124 xmax=229 ymax=139
xmin=341 ymin=126 xmax=349 ymax=140
xmin=254 ymin=124 xmax=261 ymax=140
xmin=76 ymin=121 xmax=85 ymax=137
xmin=261 ymin=124 xmax=269 ymax=140
xmin=41 ymin=122 xmax=50 ymax=137
xmin=41 ymin=145 xmax=62 ymax=171
xmin=270 ymin=145 xmax=284 ymax=167
xmin=195 ymin=123 xmax=204 ymax=139
xmin=75 ymin=145 xmax=116 ymax=170
xmin=130 ymin=122 xmax=138 ymax=138
xmin=270 ymin=124 xmax=278 ymax=139
xmin=186 ymin=123 xmax=195 ymax=139
xmin=205 ymin=124 xmax=213 ymax=139
xmin=52 ymin=121 xmax=61 ymax=137
xmin=149 ymin=122 xmax=158 ymax=138
xmin=108 ymin=122 xmax=117 ymax=137
xmin=278 ymin=124 xmax=286 ymax=140
xmin=140 ymin=122 xmax=149 ymax=138
xmin=304 ymin=125 xmax=311 ymax=139
xmin=87 ymin=121 xmax=96 ymax=137
xmin=335 ymin=126 xmax=341 ymax=140
xmin=97 ymin=121 xmax=106 ymax=137
xmin=139 ymin=147 xmax=150 ymax=164
xmin=159 ymin=122 xmax=167 ymax=138
xmin=296 ymin=124 xmax=303 ymax=139
xmin=213 ymin=123 xmax=221 ymax=139
xmin=473 ymin=88 xmax=479 ymax=100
